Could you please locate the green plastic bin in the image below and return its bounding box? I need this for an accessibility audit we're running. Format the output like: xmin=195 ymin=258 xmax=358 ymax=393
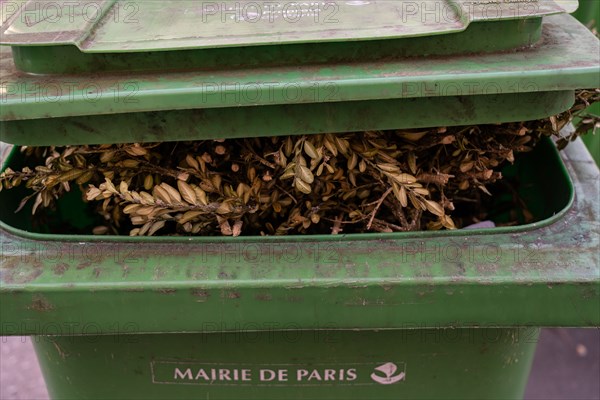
xmin=572 ymin=0 xmax=599 ymax=28
xmin=3 ymin=137 xmax=598 ymax=400
xmin=572 ymin=0 xmax=600 ymax=165
xmin=1 ymin=2 xmax=599 ymax=399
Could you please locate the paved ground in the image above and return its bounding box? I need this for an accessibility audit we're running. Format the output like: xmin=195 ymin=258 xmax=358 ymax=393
xmin=0 ymin=337 xmax=48 ymax=400
xmin=524 ymin=328 xmax=600 ymax=400
xmin=0 ymin=328 xmax=598 ymax=399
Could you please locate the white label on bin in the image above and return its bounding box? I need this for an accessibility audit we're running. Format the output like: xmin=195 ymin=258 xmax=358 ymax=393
xmin=150 ymin=360 xmax=406 ymax=386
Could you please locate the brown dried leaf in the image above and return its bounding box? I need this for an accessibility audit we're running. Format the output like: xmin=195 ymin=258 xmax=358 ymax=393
xmin=334 ymin=137 xmax=350 ymax=155
xmin=377 ymin=163 xmax=400 ymax=173
xmin=143 ymin=175 xmax=154 ymax=190
xmin=148 ymin=220 xmax=166 ymax=236
xmin=397 ymin=131 xmax=427 ymax=141
xmin=177 ymin=180 xmax=197 ymax=205
xmin=76 ymin=170 xmax=94 ymax=185
xmin=459 ymin=161 xmax=474 ymax=173
xmin=160 ymin=183 xmax=182 ymax=203
xmin=324 ymin=136 xmax=338 ymax=156
xmin=216 ymin=202 xmax=233 ymax=215
xmin=408 ymin=152 xmax=417 ymax=175
xmin=348 ymin=152 xmax=358 ymax=170
xmin=153 ymin=185 xmax=172 ymax=204
xmin=103 ymin=178 xmax=118 ymax=194
xmin=194 ymin=187 xmax=209 ymax=206
xmin=391 ymin=173 xmax=417 ymax=185
xmin=359 ymin=160 xmax=367 ymax=173
xmin=179 ymin=210 xmax=204 ymax=224
xmin=123 ymin=204 xmax=141 ymax=214
xmin=119 ymin=181 xmax=129 ymax=194
xmin=58 ymin=169 xmax=84 ymax=183
xmin=92 ymin=226 xmax=109 ymax=235
xmin=186 ymin=154 xmax=200 ymax=170
xmin=424 ymin=200 xmax=445 ymax=217
xmin=31 ymin=193 xmax=43 ymax=215
xmin=297 ymin=165 xmax=314 ymax=184
xmin=86 ymin=187 xmax=102 ymax=201
xmin=304 ymin=140 xmax=319 ymax=159
xmin=140 ymin=191 xmax=155 ymax=205
xmin=126 ymin=145 xmax=148 ymax=157
xmin=441 ymin=215 xmax=456 ymax=230
xmin=294 ymin=178 xmax=312 ymax=194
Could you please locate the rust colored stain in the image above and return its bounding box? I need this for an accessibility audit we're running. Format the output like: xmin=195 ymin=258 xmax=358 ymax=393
xmin=28 ymin=295 xmax=54 ymax=312
xmin=51 ymin=339 xmax=68 ymax=360
xmin=191 ymin=289 xmax=209 ymax=298
xmin=70 ymin=121 xmax=99 ymax=134
xmin=255 ymin=293 xmax=273 ymax=301
xmin=221 ymin=291 xmax=241 ymax=299
xmin=76 ymin=261 xmax=93 ymax=270
xmin=1 ymin=263 xmax=43 ymax=285
xmin=52 ymin=263 xmax=69 ymax=276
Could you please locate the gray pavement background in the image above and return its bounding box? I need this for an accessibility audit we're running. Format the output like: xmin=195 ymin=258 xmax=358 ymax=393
xmin=1 ymin=328 xmax=598 ymax=400
xmin=524 ymin=328 xmax=600 ymax=400
xmin=0 ymin=337 xmax=48 ymax=400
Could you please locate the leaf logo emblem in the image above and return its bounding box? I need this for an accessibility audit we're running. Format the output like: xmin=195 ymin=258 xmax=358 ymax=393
xmin=370 ymin=362 xmax=405 ymax=385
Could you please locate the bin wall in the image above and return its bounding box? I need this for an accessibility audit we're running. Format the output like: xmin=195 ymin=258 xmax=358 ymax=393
xmin=33 ymin=328 xmax=539 ymax=400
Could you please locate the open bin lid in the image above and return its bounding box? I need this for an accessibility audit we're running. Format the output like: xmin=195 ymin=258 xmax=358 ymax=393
xmin=0 ymin=0 xmax=578 ymax=74
xmin=0 ymin=13 xmax=598 ymax=146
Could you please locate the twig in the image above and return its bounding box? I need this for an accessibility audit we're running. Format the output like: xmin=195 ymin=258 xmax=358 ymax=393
xmin=366 ymin=187 xmax=392 ymax=230
xmin=275 ymin=184 xmax=298 ymax=205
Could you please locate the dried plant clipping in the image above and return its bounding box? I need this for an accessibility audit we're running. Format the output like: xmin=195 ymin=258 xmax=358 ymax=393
xmin=1 ymin=89 xmax=598 ymax=237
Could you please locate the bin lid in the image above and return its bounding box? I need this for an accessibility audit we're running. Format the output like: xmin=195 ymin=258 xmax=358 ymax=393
xmin=1 ymin=0 xmax=578 ymax=51
xmin=0 ymin=0 xmax=578 ymax=74
xmin=0 ymin=13 xmax=598 ymax=145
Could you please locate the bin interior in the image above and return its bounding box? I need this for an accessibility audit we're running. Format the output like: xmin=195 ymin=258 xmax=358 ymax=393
xmin=0 ymin=137 xmax=573 ymax=240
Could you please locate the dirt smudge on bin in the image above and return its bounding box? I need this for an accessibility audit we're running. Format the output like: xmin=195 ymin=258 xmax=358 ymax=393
xmin=579 ymin=285 xmax=598 ymax=300
xmin=218 ymin=271 xmax=236 ymax=280
xmin=157 ymin=288 xmax=176 ymax=295
xmin=255 ymin=293 xmax=272 ymax=301
xmin=28 ymin=294 xmax=54 ymax=312
xmin=51 ymin=339 xmax=68 ymax=360
xmin=1 ymin=258 xmax=20 ymax=271
xmin=77 ymin=261 xmax=93 ymax=270
xmin=221 ymin=290 xmax=241 ymax=299
xmin=191 ymin=289 xmax=210 ymax=301
xmin=1 ymin=261 xmax=43 ymax=284
xmin=70 ymin=121 xmax=99 ymax=134
xmin=53 ymin=263 xmax=69 ymax=275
